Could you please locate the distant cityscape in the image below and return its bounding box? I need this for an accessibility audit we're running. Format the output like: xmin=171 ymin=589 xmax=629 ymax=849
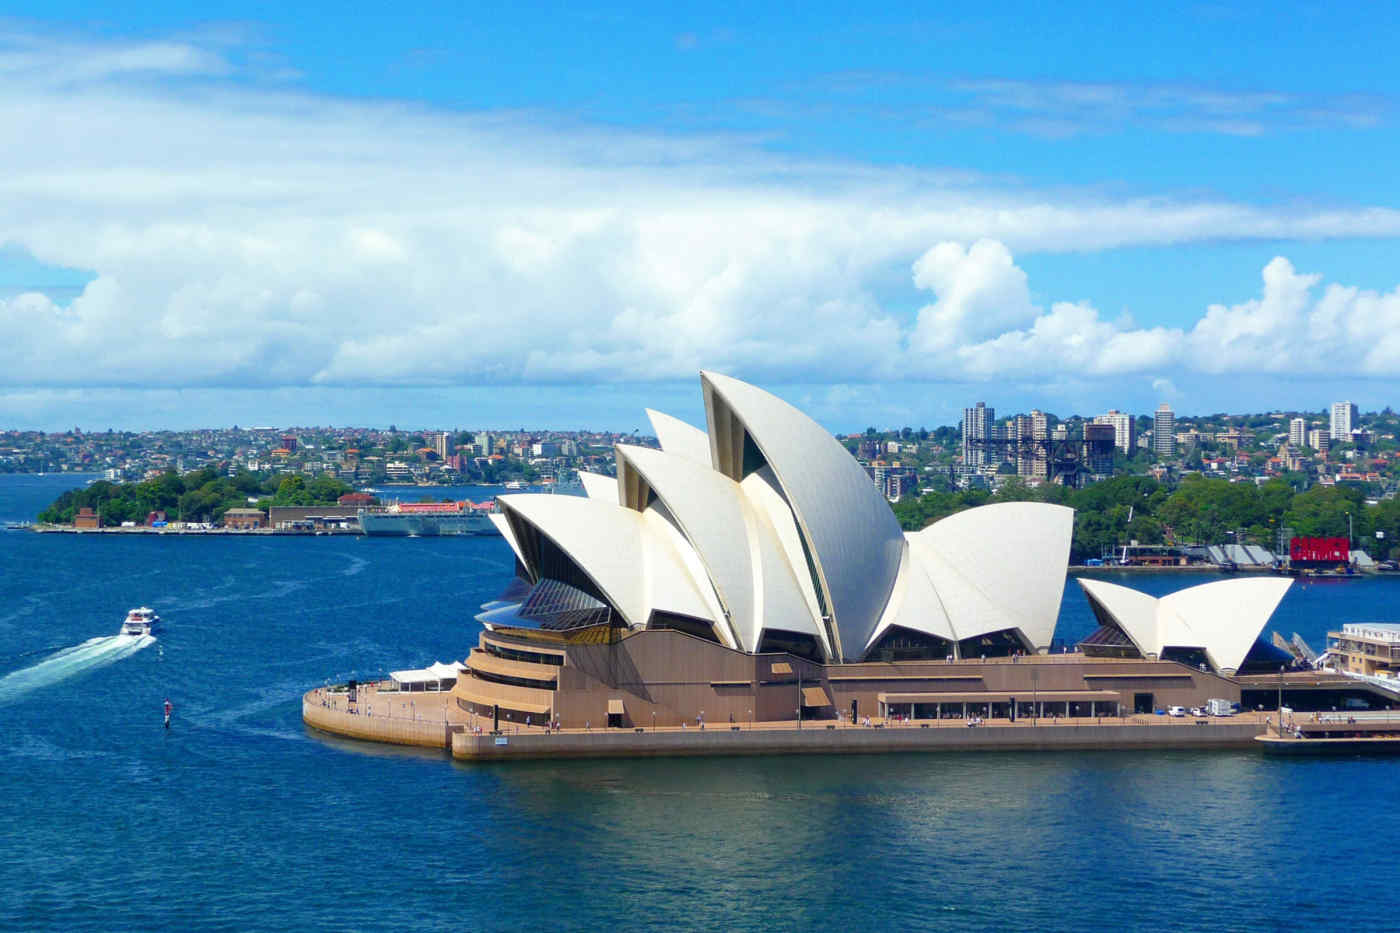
xmin=0 ymin=425 xmax=636 ymax=487
xmin=3 ymin=399 xmax=1397 ymax=504
xmin=941 ymin=398 xmax=1391 ymax=497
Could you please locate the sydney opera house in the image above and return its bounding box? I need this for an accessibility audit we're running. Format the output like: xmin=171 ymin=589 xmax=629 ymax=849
xmin=448 ymin=372 xmax=1315 ymax=729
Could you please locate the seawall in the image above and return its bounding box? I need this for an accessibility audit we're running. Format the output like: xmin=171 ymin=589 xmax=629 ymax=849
xmin=303 ymin=695 xmax=457 ymax=749
xmin=450 ymin=720 xmax=1263 ymax=761
xmin=302 ymin=689 xmax=1265 ymax=760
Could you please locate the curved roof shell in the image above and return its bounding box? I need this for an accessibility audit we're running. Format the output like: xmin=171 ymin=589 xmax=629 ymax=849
xmin=908 ymin=502 xmax=1073 ymax=651
xmin=700 ymin=370 xmax=905 ymax=661
xmin=490 ymin=511 xmax=528 ymax=568
xmin=577 ymin=470 xmax=619 ymax=502
xmin=1078 ymin=576 xmax=1293 ymax=673
xmin=497 ymin=493 xmax=718 ymax=632
xmin=486 ymin=373 xmax=1077 ymax=662
xmin=645 ymin=409 xmax=713 ymax=466
xmin=865 ymin=541 xmax=958 ymax=653
xmin=615 ymin=443 xmax=821 ymax=652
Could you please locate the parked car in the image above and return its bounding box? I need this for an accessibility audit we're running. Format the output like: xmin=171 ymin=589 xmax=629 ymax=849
xmin=1167 ymin=706 xmax=1187 ymax=717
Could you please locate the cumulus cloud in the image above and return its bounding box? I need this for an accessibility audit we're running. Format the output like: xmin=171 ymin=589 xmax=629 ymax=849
xmin=906 ymin=243 xmax=1400 ymax=382
xmin=910 ymin=239 xmax=1035 ymax=351
xmin=2 ymin=26 xmax=1400 ymax=398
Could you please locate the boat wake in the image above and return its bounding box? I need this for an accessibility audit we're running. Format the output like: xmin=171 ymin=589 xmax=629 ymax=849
xmin=0 ymin=634 xmax=155 ymax=705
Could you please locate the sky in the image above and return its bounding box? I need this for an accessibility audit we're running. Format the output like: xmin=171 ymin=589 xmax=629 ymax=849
xmin=2 ymin=2 xmax=1399 ymax=432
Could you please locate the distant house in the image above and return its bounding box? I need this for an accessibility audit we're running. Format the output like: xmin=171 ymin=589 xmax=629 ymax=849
xmin=73 ymin=507 xmax=100 ymax=529
xmin=224 ymin=508 xmax=266 ymax=530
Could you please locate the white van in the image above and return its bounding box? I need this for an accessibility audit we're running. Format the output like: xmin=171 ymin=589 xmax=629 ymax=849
xmin=1167 ymin=706 xmax=1186 ymax=717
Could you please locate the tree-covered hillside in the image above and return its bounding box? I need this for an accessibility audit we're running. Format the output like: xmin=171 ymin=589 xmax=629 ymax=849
xmin=893 ymin=474 xmax=1400 ymax=562
xmin=37 ymin=470 xmax=355 ymax=526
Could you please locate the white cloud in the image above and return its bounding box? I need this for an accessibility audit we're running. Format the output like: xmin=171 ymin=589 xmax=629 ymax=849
xmin=2 ymin=27 xmax=1400 ymax=399
xmin=910 ymin=239 xmax=1035 ymax=351
xmin=907 ymin=245 xmax=1400 ymax=383
xmin=947 ymin=77 xmax=1387 ymax=137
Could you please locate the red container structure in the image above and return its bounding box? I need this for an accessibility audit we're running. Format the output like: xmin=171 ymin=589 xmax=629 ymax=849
xmin=1289 ymin=536 xmax=1350 ymax=568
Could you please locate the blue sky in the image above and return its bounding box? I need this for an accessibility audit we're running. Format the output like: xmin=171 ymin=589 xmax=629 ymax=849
xmin=2 ymin=2 xmax=1399 ymax=431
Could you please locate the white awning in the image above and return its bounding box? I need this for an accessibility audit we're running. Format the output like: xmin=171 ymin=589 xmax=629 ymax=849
xmin=391 ymin=661 xmax=465 ymax=685
xmin=390 ymin=668 xmax=437 ymax=685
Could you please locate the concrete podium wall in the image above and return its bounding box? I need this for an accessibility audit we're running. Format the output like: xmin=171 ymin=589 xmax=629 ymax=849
xmin=452 ymin=720 xmax=1263 ymax=761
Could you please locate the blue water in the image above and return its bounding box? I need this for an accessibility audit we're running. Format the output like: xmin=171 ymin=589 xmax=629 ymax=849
xmin=2 ymin=473 xmax=1399 ymax=932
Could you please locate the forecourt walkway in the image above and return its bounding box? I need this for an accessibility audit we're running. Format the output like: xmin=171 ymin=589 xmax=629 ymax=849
xmin=302 ymin=684 xmax=1268 ymax=761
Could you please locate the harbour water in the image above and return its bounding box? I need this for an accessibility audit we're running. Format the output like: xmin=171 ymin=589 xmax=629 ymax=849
xmin=3 ymin=473 xmax=1399 ymax=931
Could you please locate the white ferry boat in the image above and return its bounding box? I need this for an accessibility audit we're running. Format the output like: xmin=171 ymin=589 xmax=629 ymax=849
xmin=357 ymin=501 xmax=501 ymax=537
xmin=121 ymin=607 xmax=158 ymax=636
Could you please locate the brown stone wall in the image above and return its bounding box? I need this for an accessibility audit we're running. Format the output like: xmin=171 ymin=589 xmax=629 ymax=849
xmin=452 ymin=628 xmax=1249 ymax=730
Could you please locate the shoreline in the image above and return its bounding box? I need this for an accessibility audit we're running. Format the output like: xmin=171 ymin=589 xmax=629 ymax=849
xmin=28 ymin=525 xmax=361 ymax=536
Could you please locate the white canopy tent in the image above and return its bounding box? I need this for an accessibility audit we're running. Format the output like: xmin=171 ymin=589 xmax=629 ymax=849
xmin=390 ymin=660 xmax=465 ymax=691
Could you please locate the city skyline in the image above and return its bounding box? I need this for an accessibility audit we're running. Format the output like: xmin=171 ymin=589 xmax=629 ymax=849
xmin=3 ymin=4 xmax=1400 ymax=430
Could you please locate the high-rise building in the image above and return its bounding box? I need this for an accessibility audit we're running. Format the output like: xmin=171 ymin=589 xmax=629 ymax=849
xmin=1289 ymin=418 xmax=1306 ymax=448
xmin=961 ymin=402 xmax=994 ymax=472
xmin=1331 ymin=401 xmax=1358 ymax=441
xmin=1031 ymin=410 xmax=1049 ymax=479
xmin=427 ymin=431 xmax=450 ymax=460
xmin=1308 ymin=427 xmax=1330 ymax=451
xmin=1084 ymin=423 xmax=1116 ymax=474
xmin=1153 ymin=404 xmax=1175 ymax=458
xmin=474 ymin=431 xmax=493 ymax=456
xmin=1094 ymin=410 xmax=1136 ymax=453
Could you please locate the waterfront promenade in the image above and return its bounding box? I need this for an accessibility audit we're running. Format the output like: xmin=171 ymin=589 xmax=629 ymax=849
xmin=302 ymin=683 xmax=1268 ymax=760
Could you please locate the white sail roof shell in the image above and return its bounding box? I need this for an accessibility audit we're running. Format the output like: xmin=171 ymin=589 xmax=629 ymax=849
xmin=577 ymin=470 xmax=619 ymax=502
xmin=497 ymin=494 xmax=718 ymax=631
xmin=865 ymin=541 xmax=958 ymax=652
xmin=490 ymin=511 xmax=528 ymax=567
xmin=908 ymin=502 xmax=1073 ymax=651
xmin=1076 ymin=578 xmax=1159 ymax=653
xmin=645 ymin=409 xmax=713 ymax=466
xmin=739 ymin=468 xmax=829 ymax=653
xmin=1078 ymin=577 xmax=1293 ymax=673
xmin=615 ymin=444 xmax=821 ymax=652
xmin=701 ymin=371 xmax=905 ymax=661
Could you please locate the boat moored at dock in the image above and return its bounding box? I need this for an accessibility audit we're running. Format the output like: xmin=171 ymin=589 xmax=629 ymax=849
xmin=357 ymin=500 xmax=501 ymax=536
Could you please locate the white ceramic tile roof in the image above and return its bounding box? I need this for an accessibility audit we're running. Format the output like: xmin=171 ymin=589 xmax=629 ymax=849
xmin=1077 ymin=576 xmax=1293 ymax=673
xmin=616 ymin=444 xmax=821 ymax=652
xmin=645 ymin=408 xmax=713 ymax=466
xmin=909 ymin=502 xmax=1073 ymax=651
xmin=577 ymin=470 xmax=619 ymax=502
xmin=701 ymin=370 xmax=905 ymax=661
xmin=498 ymin=494 xmax=718 ymax=631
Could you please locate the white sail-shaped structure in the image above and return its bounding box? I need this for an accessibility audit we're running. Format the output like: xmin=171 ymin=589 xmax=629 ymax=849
xmin=486 ymin=372 xmax=1075 ymax=662
xmin=1077 ymin=577 xmax=1293 ymax=674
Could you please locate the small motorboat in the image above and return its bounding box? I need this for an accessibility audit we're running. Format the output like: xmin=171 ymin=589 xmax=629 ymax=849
xmin=121 ymin=607 xmax=159 ymax=636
